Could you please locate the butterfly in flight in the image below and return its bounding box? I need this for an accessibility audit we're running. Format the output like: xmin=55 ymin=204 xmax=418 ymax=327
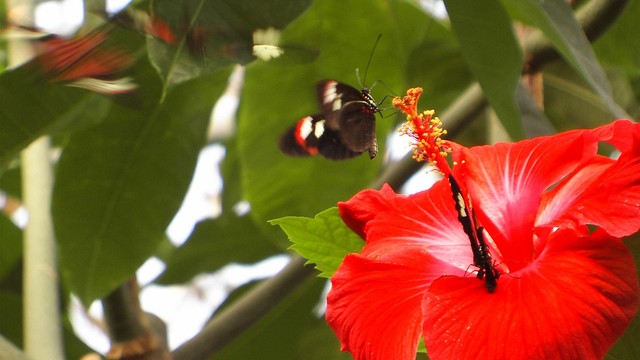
xmin=448 ymin=174 xmax=500 ymax=293
xmin=279 ymin=80 xmax=383 ymax=160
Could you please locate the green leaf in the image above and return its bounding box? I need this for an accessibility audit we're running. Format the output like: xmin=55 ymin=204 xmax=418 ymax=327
xmin=53 ymin=68 xmax=232 ymax=305
xmin=0 ymin=67 xmax=97 ymax=167
xmin=506 ymin=0 xmax=629 ymax=119
xmin=271 ymin=207 xmax=363 ymax=278
xmin=445 ymin=0 xmax=524 ymax=139
xmin=158 ymin=214 xmax=281 ymax=285
xmin=406 ymin=16 xmax=474 ymax=113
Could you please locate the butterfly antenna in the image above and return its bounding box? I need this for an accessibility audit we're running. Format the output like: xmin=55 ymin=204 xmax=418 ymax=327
xmin=363 ymin=34 xmax=382 ymax=87
xmin=356 ymin=33 xmax=382 ymax=89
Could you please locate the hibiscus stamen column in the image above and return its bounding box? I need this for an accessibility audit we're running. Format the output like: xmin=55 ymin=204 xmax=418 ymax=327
xmin=393 ymin=87 xmax=500 ymax=292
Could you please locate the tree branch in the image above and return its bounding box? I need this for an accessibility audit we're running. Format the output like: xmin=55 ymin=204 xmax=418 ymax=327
xmin=172 ymin=255 xmax=316 ymax=360
xmin=103 ymin=278 xmax=170 ymax=360
xmin=523 ymin=0 xmax=628 ymax=73
xmin=6 ymin=0 xmax=66 ymax=357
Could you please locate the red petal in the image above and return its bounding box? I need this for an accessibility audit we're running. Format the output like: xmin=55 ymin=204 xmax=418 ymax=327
xmin=338 ymin=183 xmax=403 ymax=238
xmin=362 ymin=179 xmax=472 ymax=270
xmin=423 ymin=229 xmax=639 ymax=360
xmin=568 ymin=158 xmax=640 ymax=237
xmin=452 ymin=129 xmax=598 ymax=266
xmin=327 ymin=248 xmax=461 ymax=360
xmin=590 ymin=119 xmax=640 ymax=158
xmin=536 ymin=157 xmax=613 ymax=234
xmin=539 ymin=120 xmax=640 ymax=237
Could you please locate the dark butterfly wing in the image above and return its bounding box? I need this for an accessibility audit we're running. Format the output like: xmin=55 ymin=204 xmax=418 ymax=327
xmin=317 ymin=127 xmax=363 ymax=160
xmin=279 ymin=80 xmax=380 ymax=160
xmin=335 ymin=101 xmax=378 ymax=158
xmin=316 ymin=80 xmax=379 ymax=159
xmin=279 ymin=114 xmax=362 ymax=160
xmin=316 ymin=80 xmax=366 ymax=118
xmin=279 ymin=115 xmax=323 ymax=157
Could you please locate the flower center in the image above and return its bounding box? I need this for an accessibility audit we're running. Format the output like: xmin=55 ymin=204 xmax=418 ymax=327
xmin=393 ymin=87 xmax=500 ymax=293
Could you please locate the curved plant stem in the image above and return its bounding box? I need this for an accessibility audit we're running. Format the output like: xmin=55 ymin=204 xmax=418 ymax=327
xmin=21 ymin=137 xmax=65 ymax=360
xmin=172 ymin=256 xmax=316 ymax=360
xmin=8 ymin=0 xmax=66 ymax=355
xmin=523 ymin=0 xmax=629 ymax=72
xmin=103 ymin=279 xmax=171 ymax=360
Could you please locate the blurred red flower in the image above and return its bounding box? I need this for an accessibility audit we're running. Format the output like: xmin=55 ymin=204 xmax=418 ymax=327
xmin=33 ymin=26 xmax=136 ymax=94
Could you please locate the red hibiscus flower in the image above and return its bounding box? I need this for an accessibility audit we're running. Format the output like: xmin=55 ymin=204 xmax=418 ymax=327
xmin=326 ymin=88 xmax=640 ymax=360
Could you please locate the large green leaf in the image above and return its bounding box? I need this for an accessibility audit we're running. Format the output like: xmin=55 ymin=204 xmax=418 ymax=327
xmin=444 ymin=0 xmax=524 ymax=139
xmin=271 ymin=207 xmax=363 ymax=278
xmin=238 ymin=0 xmax=430 ymax=240
xmin=0 ymin=67 xmax=99 ymax=167
xmin=406 ymin=17 xmax=473 ymax=114
xmin=53 ymin=68 xmax=231 ymax=305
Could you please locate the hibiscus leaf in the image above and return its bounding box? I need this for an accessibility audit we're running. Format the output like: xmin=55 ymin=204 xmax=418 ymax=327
xmin=270 ymin=207 xmax=364 ymax=278
xmin=53 ymin=68 xmax=231 ymax=305
xmin=505 ymin=0 xmax=628 ymax=119
xmin=444 ymin=0 xmax=524 ymax=139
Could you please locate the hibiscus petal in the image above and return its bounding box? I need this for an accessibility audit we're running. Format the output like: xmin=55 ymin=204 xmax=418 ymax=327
xmin=537 ymin=157 xmax=613 ymax=232
xmin=327 ymin=249 xmax=461 ymax=360
xmin=338 ymin=183 xmax=403 ymax=238
xmin=451 ymin=130 xmax=598 ymax=266
xmin=423 ymin=228 xmax=639 ymax=360
xmin=569 ymin=158 xmax=640 ymax=237
xmin=590 ymin=119 xmax=640 ymax=158
xmin=539 ymin=156 xmax=640 ymax=238
xmin=538 ymin=120 xmax=640 ymax=238
xmin=362 ymin=179 xmax=472 ymax=269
